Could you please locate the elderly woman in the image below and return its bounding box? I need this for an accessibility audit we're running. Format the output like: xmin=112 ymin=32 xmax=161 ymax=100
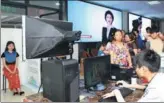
xmin=106 ymin=30 xmax=132 ymax=68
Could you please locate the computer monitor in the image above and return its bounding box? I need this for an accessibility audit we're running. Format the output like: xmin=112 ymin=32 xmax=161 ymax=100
xmin=84 ymin=55 xmax=111 ymax=89
xmin=110 ymin=64 xmax=135 ymax=82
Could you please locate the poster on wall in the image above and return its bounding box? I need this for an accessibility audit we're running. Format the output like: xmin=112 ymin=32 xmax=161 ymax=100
xmin=68 ymin=1 xmax=122 ymax=42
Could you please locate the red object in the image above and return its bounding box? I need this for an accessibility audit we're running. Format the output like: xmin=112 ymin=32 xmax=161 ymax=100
xmin=81 ymin=35 xmax=92 ymax=38
xmin=3 ymin=64 xmax=21 ymax=91
xmin=141 ymin=78 xmax=148 ymax=83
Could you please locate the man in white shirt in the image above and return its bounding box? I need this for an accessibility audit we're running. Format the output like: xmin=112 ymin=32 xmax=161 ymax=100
xmin=102 ymin=49 xmax=164 ymax=102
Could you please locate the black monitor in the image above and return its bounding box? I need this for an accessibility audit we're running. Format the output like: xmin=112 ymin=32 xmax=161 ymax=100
xmin=110 ymin=64 xmax=135 ymax=82
xmin=84 ymin=55 xmax=111 ymax=89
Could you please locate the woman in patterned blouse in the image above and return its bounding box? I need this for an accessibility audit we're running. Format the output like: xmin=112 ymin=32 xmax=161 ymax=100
xmin=106 ymin=30 xmax=132 ymax=68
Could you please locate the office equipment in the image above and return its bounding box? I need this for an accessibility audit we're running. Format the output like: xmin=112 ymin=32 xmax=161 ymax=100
xmin=41 ymin=59 xmax=79 ymax=102
xmin=84 ymin=55 xmax=111 ymax=89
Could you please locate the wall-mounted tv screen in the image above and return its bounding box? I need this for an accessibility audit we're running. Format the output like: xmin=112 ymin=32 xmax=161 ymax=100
xmin=129 ymin=13 xmax=151 ymax=40
xmin=68 ymin=1 xmax=122 ymax=42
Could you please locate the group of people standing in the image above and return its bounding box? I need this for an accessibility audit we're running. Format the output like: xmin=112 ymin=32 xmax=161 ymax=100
xmin=99 ymin=10 xmax=164 ymax=68
xmin=99 ymin=10 xmax=164 ymax=102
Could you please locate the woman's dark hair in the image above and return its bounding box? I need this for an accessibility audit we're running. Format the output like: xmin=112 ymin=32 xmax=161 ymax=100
xmin=135 ymin=49 xmax=161 ymax=72
xmin=146 ymin=27 xmax=151 ymax=33
xmin=105 ymin=10 xmax=114 ymax=22
xmin=5 ymin=41 xmax=16 ymax=52
xmin=112 ymin=29 xmax=122 ymax=41
xmin=122 ymin=30 xmax=125 ymax=33
xmin=128 ymin=32 xmax=136 ymax=41
xmin=125 ymin=32 xmax=136 ymax=42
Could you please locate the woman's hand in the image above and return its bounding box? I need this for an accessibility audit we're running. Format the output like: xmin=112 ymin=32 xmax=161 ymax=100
xmin=6 ymin=67 xmax=13 ymax=74
xmin=128 ymin=63 xmax=133 ymax=69
xmin=8 ymin=69 xmax=13 ymax=74
xmin=12 ymin=68 xmax=16 ymax=74
xmin=103 ymin=50 xmax=110 ymax=55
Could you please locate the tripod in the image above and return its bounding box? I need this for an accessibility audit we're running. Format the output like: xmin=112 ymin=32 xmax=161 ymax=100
xmin=38 ymin=58 xmax=43 ymax=93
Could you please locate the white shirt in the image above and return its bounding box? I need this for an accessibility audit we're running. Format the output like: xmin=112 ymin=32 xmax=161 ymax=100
xmin=149 ymin=38 xmax=164 ymax=55
xmin=106 ymin=27 xmax=111 ymax=39
xmin=138 ymin=73 xmax=164 ymax=102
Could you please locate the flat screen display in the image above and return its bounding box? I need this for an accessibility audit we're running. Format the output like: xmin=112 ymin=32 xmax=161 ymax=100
xmin=68 ymin=1 xmax=122 ymax=42
xmin=84 ymin=55 xmax=111 ymax=89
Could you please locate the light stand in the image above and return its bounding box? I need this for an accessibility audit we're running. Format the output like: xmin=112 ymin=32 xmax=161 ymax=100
xmin=38 ymin=58 xmax=43 ymax=93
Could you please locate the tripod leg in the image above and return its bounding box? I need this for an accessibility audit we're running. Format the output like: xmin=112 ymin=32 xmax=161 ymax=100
xmin=3 ymin=75 xmax=5 ymax=90
xmin=38 ymin=84 xmax=42 ymax=93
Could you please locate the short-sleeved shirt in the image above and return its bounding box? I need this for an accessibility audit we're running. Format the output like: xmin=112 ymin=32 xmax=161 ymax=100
xmin=149 ymin=38 xmax=164 ymax=55
xmin=106 ymin=43 xmax=129 ymax=66
xmin=1 ymin=51 xmax=19 ymax=65
xmin=138 ymin=73 xmax=164 ymax=102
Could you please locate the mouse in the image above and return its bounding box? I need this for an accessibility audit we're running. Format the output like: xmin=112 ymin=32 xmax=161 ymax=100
xmin=115 ymin=83 xmax=123 ymax=87
xmin=98 ymin=98 xmax=104 ymax=102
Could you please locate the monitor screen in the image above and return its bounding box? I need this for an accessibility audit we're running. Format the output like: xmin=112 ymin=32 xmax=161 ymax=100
xmin=84 ymin=55 xmax=111 ymax=89
xmin=68 ymin=1 xmax=122 ymax=42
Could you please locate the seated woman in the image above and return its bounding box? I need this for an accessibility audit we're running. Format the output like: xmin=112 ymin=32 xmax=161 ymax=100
xmin=106 ymin=30 xmax=132 ymax=68
xmin=1 ymin=41 xmax=24 ymax=95
xmin=124 ymin=32 xmax=138 ymax=56
xmin=97 ymin=42 xmax=107 ymax=56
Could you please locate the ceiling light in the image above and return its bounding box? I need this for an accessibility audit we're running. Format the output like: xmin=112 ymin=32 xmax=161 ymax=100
xmin=55 ymin=2 xmax=60 ymax=6
xmin=148 ymin=1 xmax=161 ymax=5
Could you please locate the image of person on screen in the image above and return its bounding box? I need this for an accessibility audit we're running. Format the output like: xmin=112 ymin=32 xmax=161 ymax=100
xmin=106 ymin=30 xmax=132 ymax=68
xmin=102 ymin=10 xmax=116 ymax=43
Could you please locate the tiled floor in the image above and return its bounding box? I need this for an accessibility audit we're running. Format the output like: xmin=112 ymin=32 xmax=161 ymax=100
xmin=1 ymin=86 xmax=89 ymax=102
xmin=1 ymin=86 xmax=35 ymax=102
xmin=1 ymin=76 xmax=88 ymax=102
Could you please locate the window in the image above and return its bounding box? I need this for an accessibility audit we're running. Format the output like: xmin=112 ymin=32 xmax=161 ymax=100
xmin=29 ymin=1 xmax=60 ymax=9
xmin=7 ymin=0 xmax=25 ymax=3
xmin=1 ymin=5 xmax=25 ymax=15
xmin=27 ymin=7 xmax=59 ymax=19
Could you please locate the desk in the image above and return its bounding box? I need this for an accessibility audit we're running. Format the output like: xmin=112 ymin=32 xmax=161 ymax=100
xmin=81 ymin=81 xmax=144 ymax=102
xmin=82 ymin=90 xmax=143 ymax=102
xmin=23 ymin=81 xmax=144 ymax=102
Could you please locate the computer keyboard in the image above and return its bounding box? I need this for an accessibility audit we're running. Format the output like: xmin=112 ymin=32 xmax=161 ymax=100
xmin=119 ymin=87 xmax=133 ymax=97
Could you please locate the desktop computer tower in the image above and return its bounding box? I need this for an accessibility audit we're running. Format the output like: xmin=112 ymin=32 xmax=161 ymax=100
xmin=42 ymin=59 xmax=79 ymax=102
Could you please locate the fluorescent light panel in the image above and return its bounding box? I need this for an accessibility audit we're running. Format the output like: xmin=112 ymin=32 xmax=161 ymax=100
xmin=148 ymin=1 xmax=161 ymax=5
